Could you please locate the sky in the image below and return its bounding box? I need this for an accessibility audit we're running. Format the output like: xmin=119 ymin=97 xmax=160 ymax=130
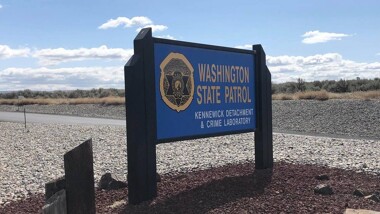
xmin=0 ymin=0 xmax=380 ymax=91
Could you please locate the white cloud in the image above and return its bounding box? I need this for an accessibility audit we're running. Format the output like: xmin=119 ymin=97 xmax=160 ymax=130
xmin=0 ymin=66 xmax=124 ymax=91
xmin=268 ymin=53 xmax=380 ymax=82
xmin=99 ymin=16 xmax=168 ymax=33
xmin=0 ymin=45 xmax=30 ymax=59
xmin=33 ymin=45 xmax=133 ymax=66
xmin=156 ymin=35 xmax=176 ymax=40
xmin=234 ymin=44 xmax=252 ymax=50
xmin=136 ymin=25 xmax=168 ymax=33
xmin=0 ymin=4 xmax=3 ymax=9
xmin=98 ymin=16 xmax=152 ymax=29
xmin=3 ymin=52 xmax=379 ymax=91
xmin=2 ymin=42 xmax=380 ymax=90
xmin=302 ymin=30 xmax=350 ymax=44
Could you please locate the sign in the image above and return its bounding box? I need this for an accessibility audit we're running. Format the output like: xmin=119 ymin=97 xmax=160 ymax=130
xmin=154 ymin=43 xmax=256 ymax=141
xmin=124 ymin=28 xmax=273 ymax=204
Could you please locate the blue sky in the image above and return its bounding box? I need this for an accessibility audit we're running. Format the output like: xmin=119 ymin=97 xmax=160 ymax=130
xmin=0 ymin=0 xmax=379 ymax=91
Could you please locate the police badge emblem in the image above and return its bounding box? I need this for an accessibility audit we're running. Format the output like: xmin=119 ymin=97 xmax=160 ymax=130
xmin=159 ymin=53 xmax=194 ymax=112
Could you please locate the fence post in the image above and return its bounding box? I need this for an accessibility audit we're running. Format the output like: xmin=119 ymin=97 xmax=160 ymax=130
xmin=24 ymin=108 xmax=26 ymax=129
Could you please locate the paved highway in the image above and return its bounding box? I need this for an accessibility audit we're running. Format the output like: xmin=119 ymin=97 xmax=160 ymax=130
xmin=1 ymin=111 xmax=378 ymax=141
xmin=0 ymin=111 xmax=126 ymax=126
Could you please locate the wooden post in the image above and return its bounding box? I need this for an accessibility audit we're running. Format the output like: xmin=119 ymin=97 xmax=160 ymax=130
xmin=64 ymin=139 xmax=95 ymax=214
xmin=253 ymin=44 xmax=273 ymax=169
xmin=124 ymin=28 xmax=157 ymax=204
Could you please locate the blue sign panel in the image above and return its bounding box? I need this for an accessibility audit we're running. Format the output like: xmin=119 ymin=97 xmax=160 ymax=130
xmin=154 ymin=43 xmax=256 ymax=141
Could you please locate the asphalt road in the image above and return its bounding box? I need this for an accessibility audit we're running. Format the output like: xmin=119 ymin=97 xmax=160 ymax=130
xmin=0 ymin=111 xmax=126 ymax=126
xmin=1 ymin=111 xmax=378 ymax=141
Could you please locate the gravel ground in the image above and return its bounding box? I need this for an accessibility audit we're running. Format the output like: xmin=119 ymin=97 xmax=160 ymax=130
xmin=0 ymin=100 xmax=379 ymax=212
xmin=1 ymin=99 xmax=379 ymax=139
xmin=2 ymin=162 xmax=380 ymax=213
xmin=0 ymin=121 xmax=379 ymax=208
xmin=272 ymin=100 xmax=380 ymax=140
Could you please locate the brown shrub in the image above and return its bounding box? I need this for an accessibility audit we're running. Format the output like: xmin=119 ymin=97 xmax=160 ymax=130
xmin=327 ymin=91 xmax=380 ymax=100
xmin=272 ymin=93 xmax=293 ymax=100
xmin=294 ymin=90 xmax=329 ymax=101
xmin=0 ymin=97 xmax=125 ymax=106
xmin=0 ymin=90 xmax=378 ymax=105
xmin=67 ymin=97 xmax=125 ymax=105
xmin=281 ymin=90 xmax=379 ymax=101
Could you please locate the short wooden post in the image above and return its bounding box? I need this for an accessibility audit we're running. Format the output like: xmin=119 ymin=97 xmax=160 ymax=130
xmin=64 ymin=139 xmax=96 ymax=214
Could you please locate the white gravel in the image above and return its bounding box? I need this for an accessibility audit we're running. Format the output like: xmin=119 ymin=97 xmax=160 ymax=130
xmin=1 ymin=121 xmax=379 ymax=206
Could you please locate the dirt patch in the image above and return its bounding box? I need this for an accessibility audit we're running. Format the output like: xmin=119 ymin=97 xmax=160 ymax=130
xmin=1 ymin=162 xmax=379 ymax=213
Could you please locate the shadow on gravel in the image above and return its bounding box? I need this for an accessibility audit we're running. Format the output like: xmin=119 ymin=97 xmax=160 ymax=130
xmin=123 ymin=168 xmax=273 ymax=213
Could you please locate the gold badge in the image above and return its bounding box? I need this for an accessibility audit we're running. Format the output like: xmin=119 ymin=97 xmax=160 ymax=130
xmin=159 ymin=53 xmax=194 ymax=112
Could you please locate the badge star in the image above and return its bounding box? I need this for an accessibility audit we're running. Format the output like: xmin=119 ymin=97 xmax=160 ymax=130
xmin=165 ymin=73 xmax=190 ymax=106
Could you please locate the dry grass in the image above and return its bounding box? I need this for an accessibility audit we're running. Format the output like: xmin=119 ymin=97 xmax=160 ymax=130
xmin=272 ymin=90 xmax=380 ymax=101
xmin=294 ymin=90 xmax=329 ymax=101
xmin=0 ymin=96 xmax=125 ymax=106
xmin=271 ymin=93 xmax=294 ymax=100
xmin=328 ymin=90 xmax=380 ymax=100
xmin=0 ymin=91 xmax=379 ymax=105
